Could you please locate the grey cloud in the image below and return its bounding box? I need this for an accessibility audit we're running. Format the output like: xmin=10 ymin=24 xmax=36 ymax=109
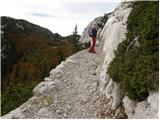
xmin=29 ymin=12 xmax=55 ymax=18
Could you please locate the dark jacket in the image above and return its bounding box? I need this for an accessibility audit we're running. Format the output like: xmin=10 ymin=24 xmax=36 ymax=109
xmin=92 ymin=28 xmax=97 ymax=38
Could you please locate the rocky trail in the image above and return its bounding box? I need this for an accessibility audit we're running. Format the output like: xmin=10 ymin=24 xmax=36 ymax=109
xmin=3 ymin=48 xmax=126 ymax=119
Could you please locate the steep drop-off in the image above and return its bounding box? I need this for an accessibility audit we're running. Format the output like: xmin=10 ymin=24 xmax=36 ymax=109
xmin=1 ymin=16 xmax=85 ymax=115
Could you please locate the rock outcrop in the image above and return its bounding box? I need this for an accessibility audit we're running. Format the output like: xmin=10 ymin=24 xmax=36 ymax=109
xmin=95 ymin=2 xmax=159 ymax=119
xmin=123 ymin=91 xmax=159 ymax=119
xmin=97 ymin=2 xmax=132 ymax=109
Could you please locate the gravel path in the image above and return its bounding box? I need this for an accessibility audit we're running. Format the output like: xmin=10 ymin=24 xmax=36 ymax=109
xmin=2 ymin=49 xmax=126 ymax=119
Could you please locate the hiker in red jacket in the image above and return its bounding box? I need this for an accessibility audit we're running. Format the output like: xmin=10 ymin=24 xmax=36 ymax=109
xmin=89 ymin=24 xmax=97 ymax=53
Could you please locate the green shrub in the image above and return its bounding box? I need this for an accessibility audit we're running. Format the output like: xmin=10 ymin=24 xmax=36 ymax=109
xmin=107 ymin=1 xmax=159 ymax=101
xmin=1 ymin=83 xmax=35 ymax=115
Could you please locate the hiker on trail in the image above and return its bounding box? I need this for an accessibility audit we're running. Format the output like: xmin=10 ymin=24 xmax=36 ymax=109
xmin=88 ymin=24 xmax=97 ymax=53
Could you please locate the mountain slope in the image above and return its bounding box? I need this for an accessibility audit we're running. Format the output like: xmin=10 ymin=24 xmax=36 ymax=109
xmin=1 ymin=16 xmax=84 ymax=115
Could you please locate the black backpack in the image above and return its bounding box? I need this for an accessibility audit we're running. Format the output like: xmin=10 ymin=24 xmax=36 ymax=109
xmin=88 ymin=28 xmax=93 ymax=37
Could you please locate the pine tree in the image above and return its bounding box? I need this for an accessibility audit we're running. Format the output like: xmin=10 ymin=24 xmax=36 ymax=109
xmin=72 ymin=24 xmax=79 ymax=52
xmin=73 ymin=24 xmax=78 ymax=35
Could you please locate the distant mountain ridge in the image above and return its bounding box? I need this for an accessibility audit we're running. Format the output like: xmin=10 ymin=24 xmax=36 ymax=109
xmin=1 ymin=16 xmax=62 ymax=78
xmin=1 ymin=16 xmax=61 ymax=40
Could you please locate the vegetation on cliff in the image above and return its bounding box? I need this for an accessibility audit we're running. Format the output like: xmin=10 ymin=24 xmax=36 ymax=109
xmin=108 ymin=1 xmax=159 ymax=101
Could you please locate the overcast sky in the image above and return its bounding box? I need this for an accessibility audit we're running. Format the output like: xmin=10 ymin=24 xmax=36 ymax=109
xmin=0 ymin=0 xmax=120 ymax=36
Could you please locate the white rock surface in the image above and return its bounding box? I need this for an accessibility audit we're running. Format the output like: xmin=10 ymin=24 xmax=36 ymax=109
xmin=98 ymin=2 xmax=132 ymax=109
xmin=33 ymin=81 xmax=55 ymax=96
xmin=132 ymin=91 xmax=159 ymax=119
xmin=2 ymin=108 xmax=25 ymax=119
xmin=105 ymin=79 xmax=114 ymax=98
xmin=147 ymin=91 xmax=159 ymax=114
xmin=122 ymin=96 xmax=137 ymax=118
xmin=112 ymin=83 xmax=124 ymax=109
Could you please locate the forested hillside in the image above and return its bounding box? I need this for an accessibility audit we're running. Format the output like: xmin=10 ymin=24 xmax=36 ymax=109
xmin=1 ymin=16 xmax=86 ymax=115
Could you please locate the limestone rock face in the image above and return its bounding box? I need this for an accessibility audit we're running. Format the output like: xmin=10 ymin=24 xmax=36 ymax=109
xmin=122 ymin=96 xmax=138 ymax=118
xmin=95 ymin=2 xmax=159 ymax=119
xmin=112 ymin=83 xmax=125 ymax=109
xmin=122 ymin=91 xmax=159 ymax=119
xmin=147 ymin=91 xmax=159 ymax=116
xmin=33 ymin=81 xmax=56 ymax=96
xmin=97 ymin=2 xmax=132 ymax=109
